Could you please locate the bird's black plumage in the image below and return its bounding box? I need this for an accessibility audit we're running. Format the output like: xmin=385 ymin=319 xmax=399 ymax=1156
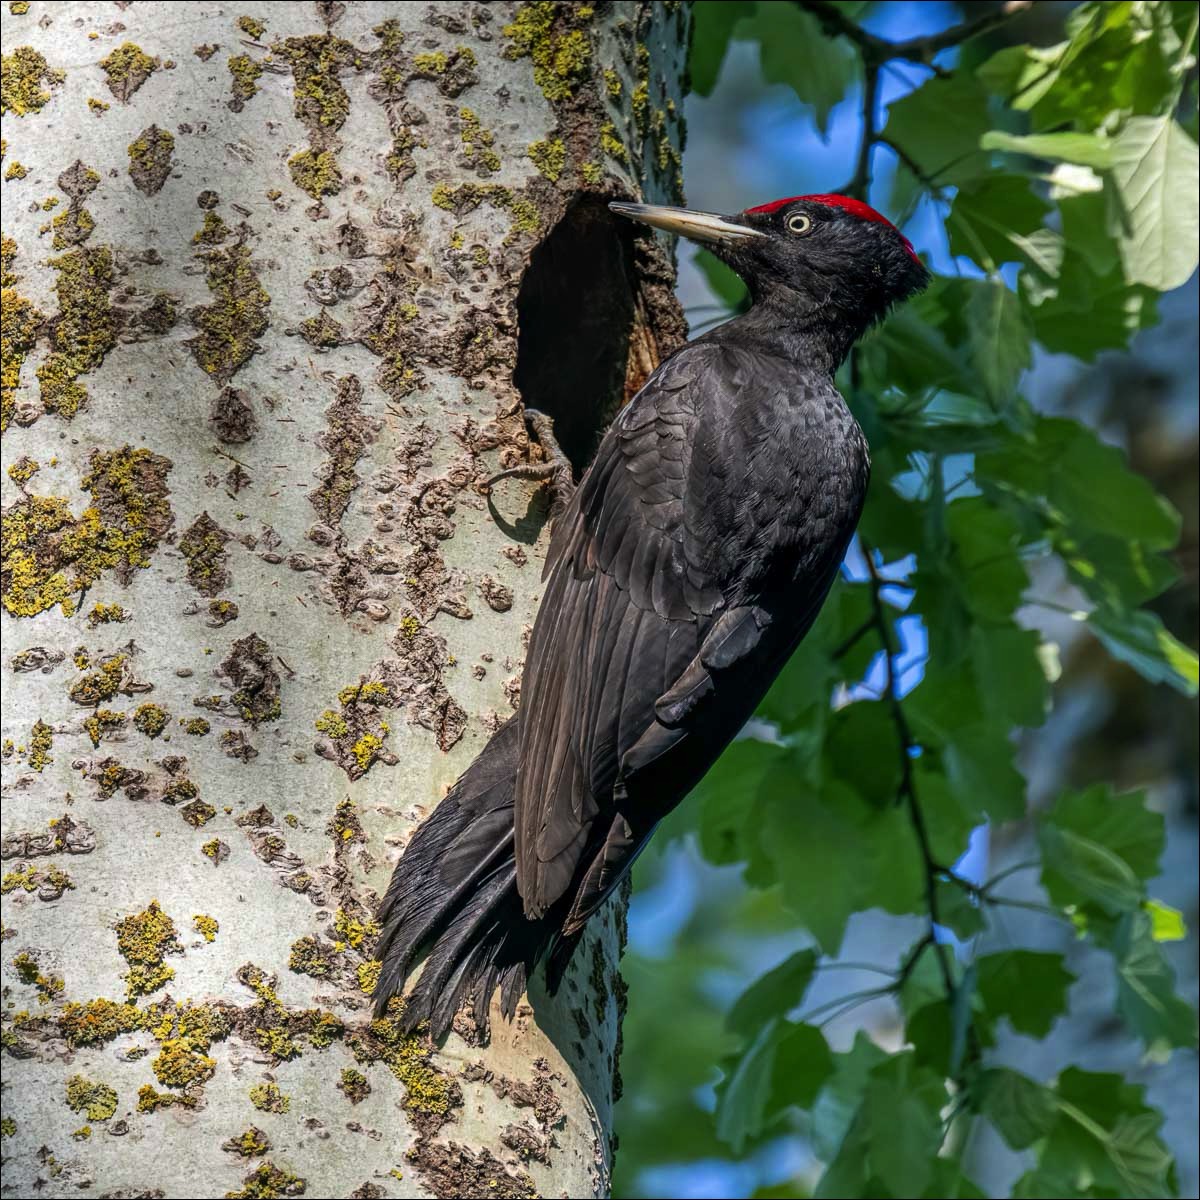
xmin=375 ymin=194 xmax=931 ymax=1037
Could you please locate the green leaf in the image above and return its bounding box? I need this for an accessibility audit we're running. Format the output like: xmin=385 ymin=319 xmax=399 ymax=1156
xmin=981 ymin=129 xmax=1114 ymax=168
xmin=815 ymin=1053 xmax=947 ymax=1199
xmin=726 ymin=949 xmax=818 ymax=1036
xmin=760 ymin=777 xmax=924 ymax=952
xmin=738 ymin=2 xmax=858 ymax=137
xmin=1089 ymin=607 xmax=1200 ymax=696
xmin=943 ymin=722 xmax=1027 ymax=824
xmin=976 ymin=950 xmax=1076 ymax=1037
xmin=976 ymin=42 xmax=1065 ymax=109
xmin=810 ymin=1032 xmax=888 ymax=1162
xmin=715 ymin=1018 xmax=834 ymax=1152
xmin=1144 ymin=898 xmax=1186 ymax=942
xmin=885 ymin=74 xmax=992 ymax=184
xmin=947 ymin=174 xmax=1051 ymax=269
xmin=1046 ymin=1068 xmax=1177 ymax=1198
xmin=944 ymin=497 xmax=1031 ymax=624
xmin=978 ymin=417 xmax=1181 ymax=549
xmin=1038 ymin=785 xmax=1164 ymax=914
xmin=714 ymin=1019 xmax=778 ymax=1154
xmin=1056 ymin=527 xmax=1179 ymax=610
xmin=965 ymin=279 xmax=1032 ymax=413
xmin=1111 ymin=910 xmax=1199 ymax=1052
xmin=687 ymin=0 xmax=746 ymax=96
xmin=694 ymin=738 xmax=787 ymax=869
xmin=977 ymin=1067 xmax=1059 ymax=1150
xmin=1110 ymin=116 xmax=1200 ymax=291
xmin=969 ymin=625 xmax=1049 ymax=727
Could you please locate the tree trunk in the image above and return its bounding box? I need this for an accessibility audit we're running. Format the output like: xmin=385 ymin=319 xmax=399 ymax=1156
xmin=0 ymin=3 xmax=688 ymax=1196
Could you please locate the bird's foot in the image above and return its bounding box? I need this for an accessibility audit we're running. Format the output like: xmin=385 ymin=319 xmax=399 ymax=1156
xmin=484 ymin=408 xmax=575 ymax=517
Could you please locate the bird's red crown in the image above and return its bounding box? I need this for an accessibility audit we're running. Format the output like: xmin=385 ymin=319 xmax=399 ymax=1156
xmin=746 ymin=194 xmax=920 ymax=264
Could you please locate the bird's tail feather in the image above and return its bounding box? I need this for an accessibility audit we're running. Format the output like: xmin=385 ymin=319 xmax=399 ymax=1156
xmin=374 ymin=718 xmax=571 ymax=1039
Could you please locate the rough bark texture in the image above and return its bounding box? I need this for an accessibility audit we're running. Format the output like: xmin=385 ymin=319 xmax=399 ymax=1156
xmin=0 ymin=3 xmax=688 ymax=1197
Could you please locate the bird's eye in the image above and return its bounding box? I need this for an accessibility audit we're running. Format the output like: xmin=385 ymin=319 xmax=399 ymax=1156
xmin=786 ymin=212 xmax=813 ymax=235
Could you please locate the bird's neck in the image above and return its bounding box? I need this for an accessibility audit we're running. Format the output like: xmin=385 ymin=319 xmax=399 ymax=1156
xmin=718 ymin=283 xmax=868 ymax=375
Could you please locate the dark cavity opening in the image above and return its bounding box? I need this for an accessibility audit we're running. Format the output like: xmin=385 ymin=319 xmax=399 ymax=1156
xmin=513 ymin=196 xmax=639 ymax=476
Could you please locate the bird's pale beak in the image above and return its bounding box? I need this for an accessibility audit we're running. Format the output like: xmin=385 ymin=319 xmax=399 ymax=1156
xmin=609 ymin=202 xmax=765 ymax=244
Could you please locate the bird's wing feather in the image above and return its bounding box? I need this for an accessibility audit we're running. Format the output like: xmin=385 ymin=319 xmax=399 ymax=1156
xmin=514 ymin=342 xmax=770 ymax=920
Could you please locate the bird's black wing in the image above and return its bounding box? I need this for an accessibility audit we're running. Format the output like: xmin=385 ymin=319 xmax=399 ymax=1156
xmin=513 ymin=340 xmax=793 ymax=930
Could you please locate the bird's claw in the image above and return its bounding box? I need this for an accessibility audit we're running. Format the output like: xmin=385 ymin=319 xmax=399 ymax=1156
xmin=484 ymin=408 xmax=576 ymax=517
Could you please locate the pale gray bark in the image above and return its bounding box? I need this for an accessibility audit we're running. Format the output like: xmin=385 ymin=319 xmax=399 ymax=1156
xmin=0 ymin=3 xmax=687 ymax=1196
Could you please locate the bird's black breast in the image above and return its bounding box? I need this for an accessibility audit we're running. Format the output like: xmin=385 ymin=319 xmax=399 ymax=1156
xmin=673 ymin=339 xmax=870 ymax=618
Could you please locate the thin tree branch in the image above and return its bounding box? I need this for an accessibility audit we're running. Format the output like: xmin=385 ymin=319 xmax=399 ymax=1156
xmin=796 ymin=0 xmax=1033 ymax=67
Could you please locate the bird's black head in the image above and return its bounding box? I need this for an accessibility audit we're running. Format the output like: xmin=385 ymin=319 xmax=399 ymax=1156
xmin=611 ymin=194 xmax=930 ymax=365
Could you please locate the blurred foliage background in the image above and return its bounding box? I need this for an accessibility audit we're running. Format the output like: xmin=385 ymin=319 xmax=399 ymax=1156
xmin=610 ymin=3 xmax=1199 ymax=1197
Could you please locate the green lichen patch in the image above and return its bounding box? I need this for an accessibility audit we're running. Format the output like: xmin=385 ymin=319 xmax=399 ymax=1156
xmin=115 ymin=899 xmax=182 ymax=999
xmin=37 ymin=240 xmax=118 ymax=419
xmin=333 ymin=907 xmax=380 ymax=953
xmin=50 ymin=204 xmax=97 ymax=250
xmin=99 ymin=42 xmax=160 ymax=103
xmin=59 ymin=997 xmax=143 ymax=1048
xmin=87 ymin=96 xmax=110 ymax=114
xmin=223 ymin=1125 xmax=271 ymax=1157
xmin=179 ymin=511 xmax=232 ymax=597
xmin=65 ymin=1074 xmax=117 ymax=1122
xmin=13 ymin=949 xmax=59 ymax=998
xmin=457 ymin=107 xmax=500 ymax=174
xmin=69 ymin=653 xmax=128 ymax=704
xmin=127 ymin=125 xmax=175 ymax=196
xmin=187 ymin=230 xmax=270 ymax=382
xmin=600 ymin=121 xmax=628 ymax=162
xmin=2 ymin=863 xmax=74 ymax=901
xmin=503 ymin=2 xmax=592 ymax=103
xmin=194 ymin=913 xmax=219 ymax=942
xmin=227 ymin=1161 xmax=306 ymax=1199
xmin=527 ymin=137 xmax=565 ymax=181
xmin=276 ymin=33 xmax=355 ymax=131
xmin=87 ymin=601 xmax=129 ymax=626
xmin=1 ymin=1117 xmax=15 ymax=1137
xmin=137 ymin=1083 xmax=196 ymax=1112
xmin=183 ymin=716 xmax=211 ymax=735
xmin=428 ymin=182 xmax=542 ymax=241
xmin=227 ymin=53 xmax=263 ymax=110
xmin=132 ymin=703 xmax=170 ymax=739
xmin=151 ymin=1037 xmax=216 ymax=1087
xmin=315 ymin=678 xmax=397 ymax=781
xmin=411 ymin=46 xmax=479 ymax=98
xmin=28 ymin=718 xmax=53 ymax=770
xmin=299 ymin=308 xmax=345 ymax=347
xmin=288 ymin=935 xmax=336 ymax=980
xmin=337 ymin=1067 xmax=370 ymax=1104
xmin=248 ymin=1081 xmax=289 ymax=1113
xmin=356 ymin=960 xmax=381 ymax=996
xmin=4 ymin=159 xmax=27 ymax=180
xmin=1 ymin=46 xmax=64 ymax=116
xmin=201 ymin=837 xmax=231 ymax=866
xmin=181 ymin=799 xmax=217 ymax=828
xmin=3 ymin=447 xmax=172 ymax=619
xmin=83 ymin=708 xmax=126 ymax=747
xmin=348 ymin=998 xmax=460 ymax=1132
xmin=288 ymin=148 xmax=341 ymax=200
xmin=2 ymin=237 xmax=45 ymax=432
xmin=237 ymin=15 xmax=267 ymax=41
xmin=162 ymin=776 xmax=199 ymax=806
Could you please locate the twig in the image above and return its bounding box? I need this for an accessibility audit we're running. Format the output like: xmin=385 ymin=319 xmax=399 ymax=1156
xmin=796 ymin=0 xmax=1032 ymax=67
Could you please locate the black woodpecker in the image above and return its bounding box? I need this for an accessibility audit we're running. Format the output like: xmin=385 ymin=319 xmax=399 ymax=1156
xmin=375 ymin=193 xmax=931 ymax=1036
